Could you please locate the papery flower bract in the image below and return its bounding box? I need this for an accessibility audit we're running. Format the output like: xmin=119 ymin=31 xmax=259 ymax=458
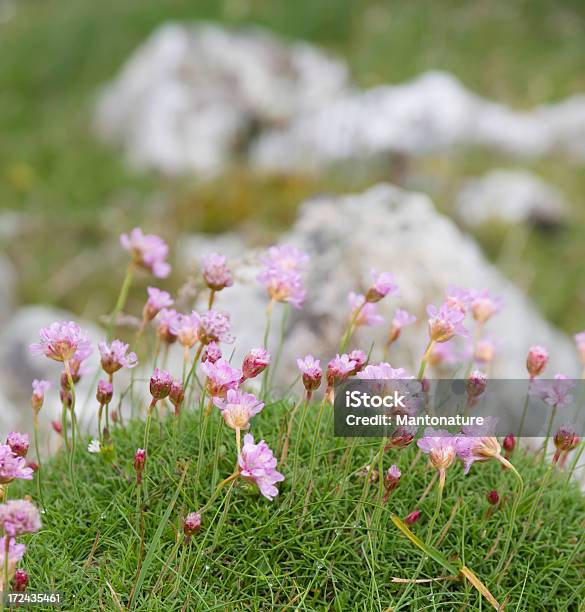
xmin=99 ymin=339 xmax=138 ymax=374
xmin=417 ymin=428 xmax=458 ymax=471
xmin=201 ymin=358 xmax=242 ymax=398
xmin=426 ymin=303 xmax=467 ymax=343
xmin=197 ymin=310 xmax=233 ymax=345
xmin=388 ymin=308 xmax=416 ymax=343
xmin=326 ymin=354 xmax=357 ymax=387
xmin=257 ymin=268 xmax=306 ymax=309
xmin=242 ymin=348 xmax=271 ymax=380
xmin=156 ymin=308 xmax=181 ymax=343
xmin=0 ymin=499 xmax=41 ymax=536
xmin=143 ymin=287 xmax=173 ymax=322
xmin=30 ymin=321 xmax=91 ymax=363
xmin=386 ymin=424 xmax=417 ymax=450
xmin=554 ymin=425 xmax=579 ymax=452
xmin=466 ymin=370 xmax=487 ymax=402
xmin=526 ymin=345 xmax=548 ymax=378
xmin=149 ymin=368 xmax=173 ymax=400
xmin=5 ymin=433 xmax=29 ymax=459
xmin=201 ymin=253 xmax=233 ymax=291
xmin=574 ymin=332 xmax=585 ymax=365
xmin=0 ymin=446 xmax=34 ymax=484
xmin=184 ymin=512 xmax=202 ymax=537
xmin=530 ymin=374 xmax=575 ymax=409
xmin=445 ymin=285 xmax=472 ymax=314
xmin=348 ymin=292 xmax=384 ymax=327
xmin=365 ymin=270 xmax=399 ymax=303
xmin=297 ymin=355 xmax=322 ymax=392
xmin=88 ymin=439 xmax=101 ymax=454
xmin=213 ymin=389 xmax=264 ymax=430
xmin=96 ymin=380 xmax=113 ymax=405
xmin=31 ymin=379 xmax=50 ymax=412
xmin=238 ymin=434 xmax=284 ymax=501
xmin=120 ymin=227 xmax=170 ymax=278
xmin=176 ymin=311 xmax=200 ymax=348
xmin=470 ymin=289 xmax=502 ymax=323
xmin=202 ymin=342 xmax=222 ymax=364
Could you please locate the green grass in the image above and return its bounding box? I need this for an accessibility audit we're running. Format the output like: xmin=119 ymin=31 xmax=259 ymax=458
xmin=13 ymin=401 xmax=585 ymax=611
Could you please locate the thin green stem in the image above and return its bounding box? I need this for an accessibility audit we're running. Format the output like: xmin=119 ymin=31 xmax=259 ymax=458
xmin=541 ymin=405 xmax=557 ymax=465
xmin=339 ymin=303 xmax=364 ymax=353
xmin=33 ymin=417 xmax=45 ymax=507
xmin=417 ymin=339 xmax=435 ymax=381
xmin=517 ymin=383 xmax=531 ymax=439
xmin=495 ymin=456 xmax=524 ymax=574
xmin=426 ymin=469 xmax=445 ymax=545
xmin=64 ymin=360 xmax=78 ymax=496
xmin=108 ymin=263 xmax=135 ymax=340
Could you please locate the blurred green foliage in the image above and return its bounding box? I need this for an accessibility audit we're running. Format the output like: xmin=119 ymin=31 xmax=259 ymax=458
xmin=0 ymin=0 xmax=584 ymax=329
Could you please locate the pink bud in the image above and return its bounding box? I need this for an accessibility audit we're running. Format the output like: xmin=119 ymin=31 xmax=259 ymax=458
xmin=51 ymin=420 xmax=63 ymax=434
xmin=241 ymin=348 xmax=270 ymax=380
xmin=96 ymin=380 xmax=113 ymax=405
xmin=526 ymin=346 xmax=548 ymax=378
xmin=503 ymin=433 xmax=516 ymax=453
xmin=404 ymin=509 xmax=421 ymax=525
xmin=183 ymin=511 xmax=202 ymax=537
xmin=487 ymin=490 xmax=499 ymax=505
xmin=12 ymin=568 xmax=28 ymax=592
xmin=134 ymin=448 xmax=146 ymax=484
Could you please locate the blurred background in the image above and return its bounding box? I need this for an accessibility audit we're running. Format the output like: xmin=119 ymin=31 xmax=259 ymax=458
xmin=1 ymin=0 xmax=585 ymax=439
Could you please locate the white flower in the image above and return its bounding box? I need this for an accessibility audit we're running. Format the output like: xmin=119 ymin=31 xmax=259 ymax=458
xmin=88 ymin=439 xmax=101 ymax=454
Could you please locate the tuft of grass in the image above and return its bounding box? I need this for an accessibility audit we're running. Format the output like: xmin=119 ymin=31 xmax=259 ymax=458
xmin=13 ymin=401 xmax=585 ymax=611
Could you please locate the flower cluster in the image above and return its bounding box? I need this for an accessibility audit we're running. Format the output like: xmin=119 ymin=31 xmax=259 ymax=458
xmin=120 ymin=227 xmax=170 ymax=278
xmin=257 ymin=245 xmax=308 ymax=309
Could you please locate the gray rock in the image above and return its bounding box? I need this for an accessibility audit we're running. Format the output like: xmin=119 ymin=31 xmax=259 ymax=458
xmin=0 ymin=254 xmax=16 ymax=325
xmin=456 ymin=169 xmax=568 ymax=227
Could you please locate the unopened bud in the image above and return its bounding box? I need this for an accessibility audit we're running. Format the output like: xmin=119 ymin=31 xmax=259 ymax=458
xmin=169 ymin=379 xmax=185 ymax=414
xmin=6 ymin=432 xmax=29 ymax=458
xmin=487 ymin=490 xmax=499 ymax=505
xmin=526 ymin=345 xmax=548 ymax=378
xmin=12 ymin=568 xmax=28 ymax=592
xmin=96 ymin=380 xmax=113 ymax=405
xmin=241 ymin=348 xmax=270 ymax=380
xmin=51 ymin=420 xmax=63 ymax=434
xmin=503 ymin=433 xmax=516 ymax=453
xmin=134 ymin=448 xmax=146 ymax=484
xmin=404 ymin=509 xmax=421 ymax=525
xmin=183 ymin=511 xmax=202 ymax=538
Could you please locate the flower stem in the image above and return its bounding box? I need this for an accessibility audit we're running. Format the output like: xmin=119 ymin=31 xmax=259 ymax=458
xmin=33 ymin=415 xmax=45 ymax=507
xmin=541 ymin=405 xmax=557 ymax=465
xmin=517 ymin=382 xmax=532 ymax=439
xmin=280 ymin=397 xmax=305 ymax=465
xmin=64 ymin=360 xmax=78 ymax=496
xmin=417 ymin=339 xmax=435 ymax=381
xmin=261 ymin=300 xmax=274 ymax=399
xmin=108 ymin=263 xmax=135 ymax=340
xmin=339 ymin=303 xmax=364 ymax=353
xmin=426 ymin=469 xmax=445 ymax=545
xmin=495 ymin=455 xmax=524 ymax=574
xmin=2 ymin=535 xmax=10 ymax=604
xmin=142 ymin=398 xmax=157 ymax=496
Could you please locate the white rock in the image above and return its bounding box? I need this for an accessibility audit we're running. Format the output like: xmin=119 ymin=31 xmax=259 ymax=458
xmin=456 ymin=169 xmax=567 ymax=227
xmin=95 ymin=22 xmax=349 ymax=176
xmin=0 ymin=254 xmax=16 ymax=324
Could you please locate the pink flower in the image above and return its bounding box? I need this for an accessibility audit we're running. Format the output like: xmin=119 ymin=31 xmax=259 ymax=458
xmin=238 ymin=434 xmax=284 ymax=501
xmin=348 ymin=292 xmax=384 ymax=327
xmin=575 ymin=332 xmax=585 ymax=365
xmin=96 ymin=380 xmax=113 ymax=405
xmin=202 ymin=342 xmax=222 ymax=364
xmin=149 ymin=368 xmax=173 ymax=400
xmin=554 ymin=425 xmax=579 ymax=452
xmin=176 ymin=311 xmax=200 ymax=349
xmin=426 ymin=303 xmax=467 ymax=343
xmin=99 ymin=340 xmax=138 ymax=374
xmin=143 ymin=287 xmax=173 ymax=321
xmin=466 ymin=370 xmax=487 ymax=403
xmin=404 ymin=509 xmax=421 ymax=525
xmin=348 ymin=349 xmax=367 ymax=374
xmin=0 ymin=446 xmax=34 ymax=484
xmin=213 ymin=389 xmax=264 ymax=430
xmin=296 ymin=355 xmax=322 ymax=392
xmin=5 ymin=434 xmax=29 ymax=459
xmin=326 ymin=354 xmax=357 ymax=387
xmin=456 ymin=417 xmax=502 ymax=474
xmin=388 ymin=308 xmax=416 ymax=343
xmin=470 ymin=289 xmax=502 ymax=323
xmin=201 ymin=253 xmax=233 ymax=291
xmin=30 ymin=321 xmax=91 ymax=363
xmin=385 ymin=464 xmax=401 ymax=490
xmin=31 ymin=379 xmax=50 ymax=411
xmin=184 ymin=512 xmax=202 ymax=537
xmin=134 ymin=448 xmax=146 ymax=484
xmin=0 ymin=499 xmax=41 ymax=536
xmin=120 ymin=228 xmax=170 ymax=278
xmin=487 ymin=490 xmax=499 ymax=506
xmin=526 ymin=345 xmax=548 ymax=378
xmin=0 ymin=536 xmax=26 ymax=584
xmin=365 ymin=271 xmax=399 ymax=303
xmin=201 ymin=358 xmax=242 ymax=398
xmin=445 ymin=285 xmax=472 ymax=314
xmin=257 ymin=268 xmax=306 ymax=309
xmin=242 ymin=348 xmax=271 ymax=380
xmin=169 ymin=379 xmax=185 ymax=411
xmin=156 ymin=308 xmax=181 ymax=343
xmin=357 ymin=362 xmax=410 ymax=380
xmin=197 ymin=310 xmax=233 ymax=345
xmin=530 ymin=374 xmax=575 ymax=409
xmin=261 ymin=245 xmax=309 ymax=272
xmin=417 ymin=428 xmax=458 ymax=471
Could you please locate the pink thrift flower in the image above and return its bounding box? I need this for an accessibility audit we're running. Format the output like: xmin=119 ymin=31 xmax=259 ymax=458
xmin=417 ymin=428 xmax=458 ymax=471
xmin=31 ymin=379 xmax=50 ymax=412
xmin=176 ymin=311 xmax=200 ymax=349
xmin=5 ymin=434 xmax=29 ymax=459
xmin=99 ymin=339 xmax=138 ymax=374
xmin=201 ymin=253 xmax=233 ymax=291
xmin=357 ymin=362 xmax=410 ymax=380
xmin=526 ymin=345 xmax=548 ymax=378
xmin=348 ymin=349 xmax=367 ymax=374
xmin=197 ymin=310 xmax=233 ymax=345
xmin=296 ymin=355 xmax=322 ymax=392
xmin=554 ymin=425 xmax=579 ymax=452
xmin=385 ymin=464 xmax=401 ymax=489
xmin=445 ymin=285 xmax=472 ymax=314
xmin=365 ymin=271 xmax=399 ymax=303
xmin=470 ymin=289 xmax=502 ymax=323
xmin=238 ymin=434 xmax=284 ymax=501
xmin=96 ymin=380 xmax=113 ymax=405
xmin=426 ymin=303 xmax=467 ymax=343
xmin=456 ymin=418 xmax=502 ymax=474
xmin=201 ymin=358 xmax=242 ymax=398
xmin=257 ymin=268 xmax=306 ymax=309
xmin=213 ymin=389 xmax=264 ymax=430
xmin=12 ymin=568 xmax=29 ymax=593
xmin=388 ymin=308 xmax=416 ymax=342
xmin=261 ymin=245 xmax=309 ymax=271
xmin=30 ymin=321 xmax=91 ymax=363
xmin=169 ymin=379 xmax=185 ymax=411
xmin=202 ymin=342 xmax=222 ymax=364
xmin=348 ymin=292 xmax=384 ymax=327
xmin=120 ymin=227 xmax=170 ymax=278
xmin=184 ymin=512 xmax=202 ymax=537
xmin=404 ymin=509 xmax=421 ymax=525
xmin=0 ymin=446 xmax=34 ymax=484
xmin=0 ymin=499 xmax=41 ymax=536
xmin=466 ymin=370 xmax=487 ymax=403
xmin=530 ymin=374 xmax=575 ymax=409
xmin=242 ymin=348 xmax=271 ymax=380
xmin=326 ymin=354 xmax=357 ymax=387
xmin=575 ymin=332 xmax=585 ymax=365
xmin=143 ymin=287 xmax=173 ymax=322
xmin=149 ymin=368 xmax=173 ymax=400
xmin=156 ymin=308 xmax=181 ymax=343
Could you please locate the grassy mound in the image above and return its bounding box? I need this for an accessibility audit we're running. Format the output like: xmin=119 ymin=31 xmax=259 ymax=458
xmin=14 ymin=402 xmax=585 ymax=610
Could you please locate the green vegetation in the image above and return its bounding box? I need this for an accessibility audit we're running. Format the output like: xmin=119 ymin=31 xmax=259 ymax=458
xmin=13 ymin=403 xmax=585 ymax=610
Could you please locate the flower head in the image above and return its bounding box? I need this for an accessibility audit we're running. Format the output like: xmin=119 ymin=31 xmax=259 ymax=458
xmin=99 ymin=339 xmax=138 ymax=374
xmin=348 ymin=349 xmax=367 ymax=374
xmin=530 ymin=374 xmax=575 ymax=409
xmin=120 ymin=228 xmax=170 ymax=278
xmin=445 ymin=285 xmax=472 ymax=314
xmin=474 ymin=337 xmax=497 ymax=364
xmin=503 ymin=433 xmax=516 ymax=453
xmin=404 ymin=509 xmax=421 ymax=525
xmin=326 ymin=354 xmax=357 ymax=387
xmin=96 ymin=380 xmax=113 ymax=405
xmin=466 ymin=370 xmax=487 ymax=403
xmin=428 ymin=340 xmax=457 ymax=366
xmin=242 ymin=348 xmax=271 ymax=380
xmin=357 ymin=362 xmax=410 ymax=380
xmin=426 ymin=303 xmax=467 ymax=343
xmin=184 ymin=512 xmax=202 ymax=537
xmin=0 ymin=446 xmax=33 ymax=484
xmin=30 ymin=321 xmax=91 ymax=363
xmin=0 ymin=499 xmax=41 ymax=536
xmin=257 ymin=268 xmax=306 ymax=309
xmin=202 ymin=342 xmax=222 ymax=364
xmin=176 ymin=311 xmax=200 ymax=348
xmin=388 ymin=308 xmax=416 ymax=343
xmin=169 ymin=379 xmax=185 ymax=412
xmin=156 ymin=308 xmax=181 ymax=343
xmin=297 ymin=355 xmax=322 ymax=392
xmin=31 ymin=379 xmax=50 ymax=412
xmin=143 ymin=287 xmax=173 ymax=322
xmin=134 ymin=448 xmax=146 ymax=483
xmin=456 ymin=418 xmax=501 ymax=474
xmin=386 ymin=424 xmax=417 ymax=450
xmin=5 ymin=434 xmax=29 ymax=459
xmin=385 ymin=464 xmax=401 ymax=491
xmin=197 ymin=310 xmax=233 ymax=345
xmin=526 ymin=345 xmax=548 ymax=378
xmin=365 ymin=271 xmax=399 ymax=303
xmin=261 ymin=245 xmax=309 ymax=272
xmin=487 ymin=490 xmax=500 ymax=505
xmin=201 ymin=253 xmax=233 ymax=291
xmin=417 ymin=428 xmax=458 ymax=471
xmin=149 ymin=368 xmax=173 ymax=400
xmin=470 ymin=289 xmax=502 ymax=323
xmin=201 ymin=358 xmax=242 ymax=398
xmin=213 ymin=389 xmax=264 ymax=430
xmin=348 ymin=292 xmax=384 ymax=327
xmin=238 ymin=434 xmax=284 ymax=501
xmin=554 ymin=425 xmax=579 ymax=452
xmin=12 ymin=568 xmax=28 ymax=593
